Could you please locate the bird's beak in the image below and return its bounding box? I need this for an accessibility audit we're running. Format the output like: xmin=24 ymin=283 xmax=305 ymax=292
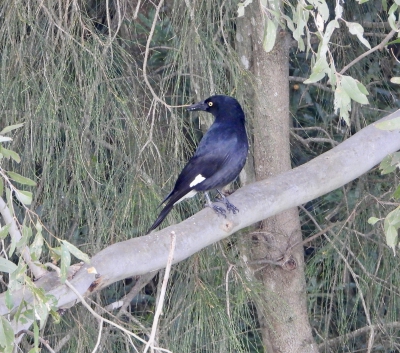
xmin=186 ymin=101 xmax=208 ymax=111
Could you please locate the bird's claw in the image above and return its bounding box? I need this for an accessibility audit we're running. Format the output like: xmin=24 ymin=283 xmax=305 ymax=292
xmin=212 ymin=204 xmax=227 ymax=217
xmin=205 ymin=203 xmax=227 ymax=218
xmin=225 ymin=200 xmax=239 ymax=214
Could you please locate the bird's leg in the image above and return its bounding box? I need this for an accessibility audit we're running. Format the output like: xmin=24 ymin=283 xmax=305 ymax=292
xmin=216 ymin=189 xmax=239 ymax=214
xmin=204 ymin=191 xmax=227 ymax=217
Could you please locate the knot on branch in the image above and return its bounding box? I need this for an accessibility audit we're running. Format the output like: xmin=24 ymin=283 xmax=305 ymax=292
xmin=282 ymin=256 xmax=297 ymax=271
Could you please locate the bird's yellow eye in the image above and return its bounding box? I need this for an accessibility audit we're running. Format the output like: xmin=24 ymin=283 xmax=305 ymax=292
xmin=208 ymin=102 xmax=213 ymax=107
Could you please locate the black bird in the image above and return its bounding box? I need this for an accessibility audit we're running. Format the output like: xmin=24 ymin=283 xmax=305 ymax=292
xmin=148 ymin=95 xmax=249 ymax=232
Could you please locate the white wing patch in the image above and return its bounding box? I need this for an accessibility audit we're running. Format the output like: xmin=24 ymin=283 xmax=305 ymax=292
xmin=189 ymin=174 xmax=206 ymax=187
xmin=174 ymin=190 xmax=197 ymax=205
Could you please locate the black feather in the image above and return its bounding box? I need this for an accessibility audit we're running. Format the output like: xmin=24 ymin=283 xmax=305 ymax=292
xmin=148 ymin=95 xmax=248 ymax=233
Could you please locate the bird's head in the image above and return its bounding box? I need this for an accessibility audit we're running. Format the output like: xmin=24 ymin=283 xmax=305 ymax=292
xmin=186 ymin=95 xmax=243 ymax=117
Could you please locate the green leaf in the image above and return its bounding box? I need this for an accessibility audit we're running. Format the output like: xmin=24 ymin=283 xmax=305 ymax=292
xmin=30 ymin=231 xmax=44 ymax=261
xmin=292 ymin=3 xmax=308 ymax=51
xmin=307 ymin=0 xmax=329 ymax=22
xmin=345 ymin=22 xmax=371 ymax=49
xmin=50 ymin=308 xmax=61 ymax=324
xmin=341 ymin=75 xmax=369 ymax=105
xmin=390 ymin=77 xmax=400 ymax=84
xmin=0 ymin=147 xmax=20 ymax=163
xmin=393 ymin=185 xmax=400 ymax=199
xmin=263 ymin=17 xmax=277 ymax=53
xmin=8 ymin=261 xmax=27 ymax=291
xmin=385 ymin=224 xmax=398 ymax=255
xmin=62 ymin=240 xmax=91 ymax=264
xmin=334 ymin=84 xmax=351 ymax=125
xmin=384 ymin=207 xmax=400 ymax=255
xmin=386 ymin=208 xmax=400 ymax=225
xmin=388 ymin=4 xmax=398 ymax=31
xmin=389 ymin=3 xmax=398 ymax=15
xmin=320 ymin=19 xmax=339 ymax=57
xmin=0 ymin=316 xmax=14 ymax=353
xmin=379 ymin=154 xmax=397 ymax=174
xmin=237 ymin=0 xmax=253 ymax=17
xmin=5 ymin=290 xmax=14 ymax=311
xmin=7 ymin=171 xmax=36 ymax=186
xmin=281 ymin=14 xmax=295 ymax=32
xmin=0 ymin=257 xmax=17 ymax=273
xmin=15 ymin=189 xmax=33 ymax=205
xmin=376 ymin=117 xmax=400 ymax=131
xmin=0 ymin=123 xmax=24 ymax=134
xmin=392 ymin=152 xmax=400 ymax=166
xmin=356 ymin=81 xmax=369 ymax=95
xmin=60 ymin=243 xmax=71 ymax=283
xmin=50 ymin=246 xmax=62 ymax=263
xmin=328 ymin=59 xmax=337 ymax=86
xmin=0 ymin=224 xmax=11 ymax=240
xmin=387 ymin=38 xmax=400 ymax=46
xmin=368 ymin=217 xmax=380 ymax=225
xmin=17 ymin=224 xmax=32 ymax=250
xmin=33 ymin=320 xmax=39 ymax=347
xmin=304 ymin=57 xmax=329 ymax=83
xmin=304 ymin=71 xmax=326 ymax=84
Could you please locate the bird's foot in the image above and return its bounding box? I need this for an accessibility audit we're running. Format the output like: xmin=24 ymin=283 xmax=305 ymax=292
xmin=206 ymin=203 xmax=227 ymax=218
xmin=216 ymin=190 xmax=239 ymax=214
xmin=223 ymin=199 xmax=239 ymax=214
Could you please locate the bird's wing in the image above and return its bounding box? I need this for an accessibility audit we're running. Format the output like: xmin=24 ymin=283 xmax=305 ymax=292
xmin=148 ymin=121 xmax=247 ymax=233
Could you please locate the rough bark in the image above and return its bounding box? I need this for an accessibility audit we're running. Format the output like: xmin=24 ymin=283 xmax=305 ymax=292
xmin=236 ymin=2 xmax=318 ymax=352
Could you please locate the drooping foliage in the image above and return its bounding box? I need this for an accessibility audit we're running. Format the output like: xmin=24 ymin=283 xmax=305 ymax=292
xmin=0 ymin=0 xmax=400 ymax=352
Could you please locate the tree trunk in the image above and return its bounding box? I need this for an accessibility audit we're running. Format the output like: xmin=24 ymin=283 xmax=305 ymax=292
xmin=236 ymin=2 xmax=319 ymax=352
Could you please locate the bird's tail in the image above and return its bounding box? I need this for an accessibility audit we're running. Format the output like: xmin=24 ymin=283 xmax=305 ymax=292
xmin=147 ymin=201 xmax=175 ymax=234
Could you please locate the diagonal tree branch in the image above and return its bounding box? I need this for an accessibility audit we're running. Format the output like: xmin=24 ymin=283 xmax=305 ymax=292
xmin=1 ymin=109 xmax=400 ymax=328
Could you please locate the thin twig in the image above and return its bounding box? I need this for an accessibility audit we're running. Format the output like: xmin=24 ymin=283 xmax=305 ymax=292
xmin=143 ymin=231 xmax=176 ymax=353
xmin=44 ymin=263 xmax=170 ymax=353
xmin=319 ymin=321 xmax=400 ymax=350
xmin=289 ymin=76 xmax=332 ymax=92
xmin=91 ymin=318 xmax=104 ymax=353
xmin=225 ymin=264 xmax=234 ymax=320
xmin=142 ymin=0 xmax=169 ymax=109
xmin=133 ymin=0 xmax=141 ymax=19
xmin=287 ymin=222 xmax=336 ymax=251
xmin=290 ymin=130 xmax=338 ymax=149
xmin=16 ymin=329 xmax=56 ymax=353
xmin=0 ymin=196 xmax=47 ymax=279
xmin=339 ymin=28 xmax=397 ymax=75
xmin=298 ymin=206 xmax=376 ymax=351
xmin=114 ymin=272 xmax=157 ymax=317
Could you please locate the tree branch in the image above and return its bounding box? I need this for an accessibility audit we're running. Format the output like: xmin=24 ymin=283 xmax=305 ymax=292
xmin=0 ymin=197 xmax=47 ymax=279
xmin=16 ymin=329 xmax=56 ymax=353
xmin=339 ymin=29 xmax=397 ymax=75
xmin=2 ymin=109 xmax=400 ymax=333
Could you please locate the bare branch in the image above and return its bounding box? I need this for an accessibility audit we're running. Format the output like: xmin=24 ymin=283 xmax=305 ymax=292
xmin=289 ymin=76 xmax=332 ymax=92
xmin=143 ymin=231 xmax=176 ymax=353
xmin=1 ymin=109 xmax=400 ymax=337
xmin=0 ymin=197 xmax=47 ymax=279
xmin=16 ymin=329 xmax=56 ymax=353
xmin=339 ymin=29 xmax=397 ymax=75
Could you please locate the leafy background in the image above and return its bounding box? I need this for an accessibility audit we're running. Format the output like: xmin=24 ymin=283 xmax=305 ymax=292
xmin=0 ymin=0 xmax=400 ymax=352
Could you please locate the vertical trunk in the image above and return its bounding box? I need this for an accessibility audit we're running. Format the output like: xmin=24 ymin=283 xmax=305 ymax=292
xmin=236 ymin=3 xmax=319 ymax=352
